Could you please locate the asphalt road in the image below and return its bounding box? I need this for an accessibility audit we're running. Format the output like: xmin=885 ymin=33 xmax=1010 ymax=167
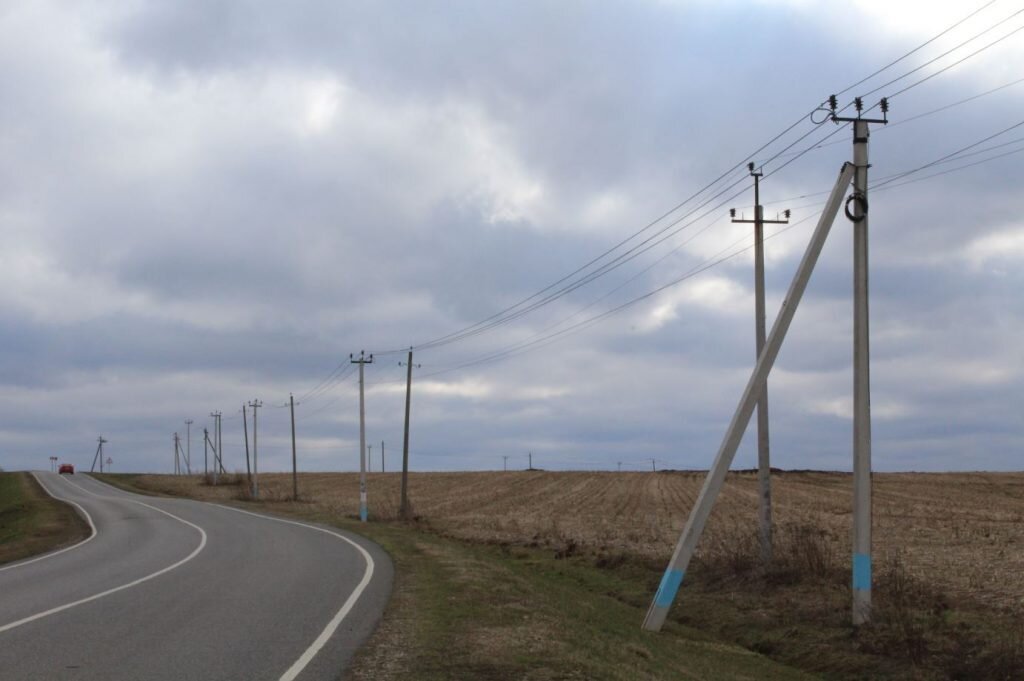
xmin=0 ymin=473 xmax=392 ymax=681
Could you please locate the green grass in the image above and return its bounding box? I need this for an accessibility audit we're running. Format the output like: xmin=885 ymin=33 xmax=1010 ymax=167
xmin=0 ymin=472 xmax=91 ymax=566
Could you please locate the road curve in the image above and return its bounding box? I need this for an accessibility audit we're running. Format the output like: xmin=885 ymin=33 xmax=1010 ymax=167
xmin=0 ymin=473 xmax=392 ymax=681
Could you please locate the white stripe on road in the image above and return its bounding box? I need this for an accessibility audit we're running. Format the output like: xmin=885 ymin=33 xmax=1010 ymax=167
xmin=0 ymin=473 xmax=98 ymax=573
xmin=0 ymin=480 xmax=208 ymax=635
xmin=210 ymin=504 xmax=376 ymax=681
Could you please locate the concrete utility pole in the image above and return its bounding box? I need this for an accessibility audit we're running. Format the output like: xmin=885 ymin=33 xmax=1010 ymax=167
xmin=290 ymin=394 xmax=298 ymax=501
xmin=351 ymin=351 xmax=374 ymax=522
xmin=730 ymin=165 xmax=790 ymax=565
xmin=642 ymin=162 xmax=857 ymax=632
xmin=528 ymin=452 xmax=532 ymax=470
xmin=91 ymin=436 xmax=107 ymax=473
xmin=831 ymin=95 xmax=887 ymax=626
xmin=650 ymin=458 xmax=657 ymax=473
xmin=243 ymin=404 xmax=252 ymax=489
xmin=368 ymin=444 xmax=373 ymax=472
xmin=210 ymin=411 xmax=222 ymax=484
xmin=249 ymin=400 xmax=262 ymax=500
xmin=503 ymin=455 xmax=508 ymax=472
xmin=203 ymin=428 xmax=209 ymax=476
xmin=185 ymin=420 xmax=193 ymax=475
xmin=381 ymin=440 xmax=385 ymax=473
xmin=173 ymin=433 xmax=181 ymax=474
xmin=399 ymin=349 xmax=419 ymax=519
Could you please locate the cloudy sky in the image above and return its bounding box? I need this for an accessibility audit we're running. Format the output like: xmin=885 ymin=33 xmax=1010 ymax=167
xmin=1 ymin=0 xmax=1021 ymax=475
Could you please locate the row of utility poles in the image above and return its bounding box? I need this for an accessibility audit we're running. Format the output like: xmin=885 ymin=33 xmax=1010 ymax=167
xmin=171 ymin=393 xmax=301 ymax=503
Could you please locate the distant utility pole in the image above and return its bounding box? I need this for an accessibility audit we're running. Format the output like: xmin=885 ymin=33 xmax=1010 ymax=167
xmin=184 ymin=419 xmax=194 ymax=475
xmin=381 ymin=440 xmax=385 ymax=473
xmin=399 ymin=349 xmax=420 ymax=519
xmin=641 ymin=161 xmax=858 ymax=633
xmin=368 ymin=444 xmax=373 ymax=471
xmin=173 ymin=433 xmax=181 ymax=474
xmin=210 ymin=411 xmax=222 ymax=484
xmin=351 ymin=351 xmax=374 ymax=522
xmin=249 ymin=399 xmax=262 ymax=499
xmin=617 ymin=461 xmax=622 ymax=472
xmin=290 ymin=394 xmax=298 ymax=501
xmin=730 ymin=163 xmax=790 ymax=566
xmin=830 ymin=95 xmax=887 ymax=626
xmin=503 ymin=455 xmax=508 ymax=472
xmin=243 ymin=404 xmax=252 ymax=489
xmin=203 ymin=427 xmax=209 ymax=476
xmin=650 ymin=458 xmax=656 ymax=473
xmin=91 ymin=436 xmax=107 ymax=473
xmin=528 ymin=452 xmax=532 ymax=470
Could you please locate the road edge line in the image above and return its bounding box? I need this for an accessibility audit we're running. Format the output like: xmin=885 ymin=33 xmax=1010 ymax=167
xmin=0 ymin=493 xmax=208 ymax=635
xmin=208 ymin=503 xmax=376 ymax=681
xmin=0 ymin=473 xmax=98 ymax=573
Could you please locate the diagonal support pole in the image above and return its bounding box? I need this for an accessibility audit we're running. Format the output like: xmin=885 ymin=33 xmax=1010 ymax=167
xmin=642 ymin=162 xmax=856 ymax=631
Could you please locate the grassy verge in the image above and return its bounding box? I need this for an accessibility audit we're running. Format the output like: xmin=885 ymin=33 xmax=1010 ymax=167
xmin=97 ymin=473 xmax=810 ymax=680
xmin=0 ymin=472 xmax=91 ymax=566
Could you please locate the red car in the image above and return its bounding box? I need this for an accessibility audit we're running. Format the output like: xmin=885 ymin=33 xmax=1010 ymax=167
xmin=58 ymin=463 xmax=74 ymax=474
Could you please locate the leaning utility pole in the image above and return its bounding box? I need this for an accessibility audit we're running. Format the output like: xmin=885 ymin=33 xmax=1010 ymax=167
xmin=290 ymin=394 xmax=298 ymax=501
xmin=730 ymin=164 xmax=790 ymax=565
xmin=249 ymin=399 xmax=262 ymax=500
xmin=351 ymin=351 xmax=373 ymax=522
xmin=184 ymin=419 xmax=194 ymax=475
xmin=642 ymin=161 xmax=857 ymax=632
xmin=399 ymin=349 xmax=420 ymax=519
xmin=91 ymin=436 xmax=107 ymax=473
xmin=210 ymin=411 xmax=222 ymax=484
xmin=831 ymin=95 xmax=887 ymax=626
xmin=243 ymin=404 xmax=252 ymax=489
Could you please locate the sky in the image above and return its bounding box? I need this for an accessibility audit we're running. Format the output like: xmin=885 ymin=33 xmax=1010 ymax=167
xmin=1 ymin=0 xmax=1021 ymax=475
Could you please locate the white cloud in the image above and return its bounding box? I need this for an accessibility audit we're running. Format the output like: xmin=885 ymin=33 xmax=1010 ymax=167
xmin=964 ymin=226 xmax=1024 ymax=270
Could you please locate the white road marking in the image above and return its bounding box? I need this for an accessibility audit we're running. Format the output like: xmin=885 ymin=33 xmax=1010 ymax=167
xmin=0 ymin=480 xmax=209 ymax=635
xmin=0 ymin=474 xmax=97 ymax=573
xmin=210 ymin=504 xmax=376 ymax=681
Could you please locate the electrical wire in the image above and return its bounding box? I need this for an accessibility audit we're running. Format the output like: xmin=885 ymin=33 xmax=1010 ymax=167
xmin=859 ymin=6 xmax=1024 ymax=99
xmin=872 ymin=117 xmax=1024 ymax=189
xmin=833 ymin=0 xmax=1000 ymax=96
xmin=871 ymin=143 xmax=1024 ymax=193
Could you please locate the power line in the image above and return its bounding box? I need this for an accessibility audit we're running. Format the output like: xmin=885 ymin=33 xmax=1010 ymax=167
xmin=873 ymin=117 xmax=1024 ymax=189
xmin=859 ymin=6 xmax=1024 ymax=99
xmin=834 ymin=0 xmax=1000 ymax=96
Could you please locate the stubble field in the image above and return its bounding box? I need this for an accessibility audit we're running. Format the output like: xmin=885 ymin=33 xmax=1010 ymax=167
xmin=135 ymin=469 xmax=1024 ymax=612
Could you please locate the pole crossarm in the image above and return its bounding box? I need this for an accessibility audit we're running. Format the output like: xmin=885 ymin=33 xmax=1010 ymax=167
xmin=642 ymin=162 xmax=856 ymax=632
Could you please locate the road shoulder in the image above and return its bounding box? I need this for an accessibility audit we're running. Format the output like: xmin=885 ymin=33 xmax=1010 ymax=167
xmin=0 ymin=472 xmax=91 ymax=567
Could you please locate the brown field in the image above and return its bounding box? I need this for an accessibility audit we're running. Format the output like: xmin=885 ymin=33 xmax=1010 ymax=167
xmin=133 ymin=469 xmax=1024 ymax=611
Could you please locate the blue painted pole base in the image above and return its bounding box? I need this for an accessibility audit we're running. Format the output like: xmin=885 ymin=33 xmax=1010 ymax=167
xmin=654 ymin=569 xmax=685 ymax=608
xmin=360 ymin=505 xmax=368 ymax=522
xmin=853 ymin=552 xmax=871 ymax=590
